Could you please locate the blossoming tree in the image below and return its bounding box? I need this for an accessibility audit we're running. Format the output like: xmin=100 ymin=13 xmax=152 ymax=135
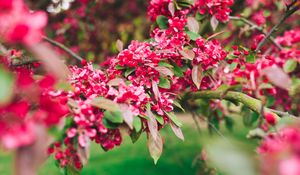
xmin=0 ymin=0 xmax=299 ymax=175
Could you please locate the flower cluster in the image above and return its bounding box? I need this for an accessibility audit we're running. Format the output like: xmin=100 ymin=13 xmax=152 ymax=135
xmin=0 ymin=0 xmax=47 ymax=45
xmin=258 ymin=126 xmax=300 ymax=175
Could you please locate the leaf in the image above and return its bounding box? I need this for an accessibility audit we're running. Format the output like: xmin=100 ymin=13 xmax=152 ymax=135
xmin=156 ymin=15 xmax=169 ymax=29
xmin=146 ymin=106 xmax=159 ymax=140
xmin=186 ymin=31 xmax=200 ymax=41
xmin=77 ymin=137 xmax=90 ymax=165
xmin=168 ymin=2 xmax=175 ymax=16
xmin=224 ymin=117 xmax=234 ymax=131
xmin=155 ymin=115 xmax=164 ymax=125
xmin=158 ymin=61 xmax=173 ymax=68
xmin=119 ymin=104 xmax=134 ymax=129
xmin=147 ymin=132 xmax=163 ymax=164
xmin=124 ymin=68 xmax=135 ymax=77
xmin=130 ymin=129 xmax=142 ymax=143
xmin=165 ymin=112 xmax=182 ymax=127
xmin=246 ymin=53 xmax=256 ymax=63
xmin=172 ymin=62 xmax=184 ymax=77
xmin=283 ymin=59 xmax=297 ymax=73
xmin=192 ymin=65 xmax=203 ymax=89
xmin=261 ymin=66 xmax=292 ymax=90
xmin=210 ymin=16 xmax=219 ymax=31
xmin=90 ymin=97 xmax=119 ymax=111
xmin=29 ymin=43 xmax=70 ymax=80
xmin=170 ymin=122 xmax=184 ymax=141
xmin=0 ymin=67 xmax=14 ymax=106
xmin=116 ymin=39 xmax=124 ymax=52
xmin=133 ymin=117 xmax=142 ymax=132
xmin=173 ymin=100 xmax=185 ymax=112
xmin=152 ymin=81 xmax=161 ymax=99
xmin=107 ymin=78 xmax=124 ymax=86
xmin=103 ymin=110 xmax=123 ymax=124
xmin=187 ymin=17 xmax=199 ymax=33
xmin=179 ymin=48 xmax=195 ymax=60
xmin=154 ymin=66 xmax=174 ymax=77
xmin=158 ymin=77 xmax=171 ymax=89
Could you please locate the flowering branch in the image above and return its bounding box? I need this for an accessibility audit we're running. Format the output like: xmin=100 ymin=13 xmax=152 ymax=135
xmin=229 ymin=16 xmax=283 ymax=50
xmin=255 ymin=5 xmax=300 ymax=52
xmin=43 ymin=36 xmax=84 ymax=62
xmin=191 ymin=90 xmax=297 ymax=117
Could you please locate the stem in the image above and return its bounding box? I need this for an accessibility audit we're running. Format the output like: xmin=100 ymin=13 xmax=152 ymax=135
xmin=255 ymin=5 xmax=300 ymax=52
xmin=43 ymin=36 xmax=84 ymax=62
xmin=229 ymin=16 xmax=282 ymax=50
xmin=191 ymin=90 xmax=297 ymax=117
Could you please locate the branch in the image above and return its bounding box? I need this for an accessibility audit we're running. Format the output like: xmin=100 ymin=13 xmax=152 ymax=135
xmin=190 ymin=90 xmax=297 ymax=117
xmin=43 ymin=36 xmax=84 ymax=62
xmin=255 ymin=5 xmax=300 ymax=52
xmin=229 ymin=16 xmax=283 ymax=50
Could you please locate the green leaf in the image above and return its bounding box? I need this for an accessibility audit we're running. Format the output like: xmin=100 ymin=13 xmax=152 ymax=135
xmin=243 ymin=111 xmax=259 ymax=127
xmin=246 ymin=53 xmax=256 ymax=63
xmin=159 ymin=61 xmax=173 ymax=68
xmin=124 ymin=68 xmax=135 ymax=77
xmin=155 ymin=115 xmax=164 ymax=125
xmin=102 ymin=118 xmax=119 ymax=129
xmin=173 ymin=100 xmax=185 ymax=112
xmin=90 ymin=97 xmax=120 ymax=111
xmin=133 ymin=117 xmax=142 ymax=132
xmin=148 ymin=132 xmax=163 ymax=164
xmin=158 ymin=77 xmax=171 ymax=89
xmin=156 ymin=15 xmax=169 ymax=29
xmin=103 ymin=110 xmax=123 ymax=124
xmin=224 ymin=117 xmax=234 ymax=131
xmin=266 ymin=95 xmax=275 ymax=107
xmin=186 ymin=31 xmax=200 ymax=41
xmin=0 ymin=67 xmax=14 ymax=106
xmin=115 ymin=65 xmax=125 ymax=70
xmin=165 ymin=112 xmax=182 ymax=127
xmin=130 ymin=129 xmax=142 ymax=143
xmin=172 ymin=62 xmax=184 ymax=77
xmin=283 ymin=59 xmax=297 ymax=73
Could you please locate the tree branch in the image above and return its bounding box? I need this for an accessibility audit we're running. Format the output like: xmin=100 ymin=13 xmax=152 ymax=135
xmin=190 ymin=90 xmax=298 ymax=117
xmin=255 ymin=5 xmax=300 ymax=52
xmin=43 ymin=36 xmax=84 ymax=62
xmin=229 ymin=16 xmax=283 ymax=50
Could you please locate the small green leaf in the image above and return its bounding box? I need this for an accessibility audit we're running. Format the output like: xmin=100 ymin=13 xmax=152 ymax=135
xmin=165 ymin=112 xmax=182 ymax=127
xmin=173 ymin=100 xmax=185 ymax=112
xmin=159 ymin=61 xmax=173 ymax=68
xmin=186 ymin=31 xmax=200 ymax=41
xmin=0 ymin=67 xmax=14 ymax=106
xmin=172 ymin=62 xmax=184 ymax=77
xmin=283 ymin=59 xmax=297 ymax=73
xmin=246 ymin=53 xmax=256 ymax=63
xmin=156 ymin=15 xmax=169 ymax=29
xmin=103 ymin=110 xmax=123 ymax=124
xmin=133 ymin=117 xmax=142 ymax=132
xmin=155 ymin=115 xmax=164 ymax=125
xmin=158 ymin=77 xmax=171 ymax=89
xmin=115 ymin=65 xmax=125 ymax=70
xmin=124 ymin=68 xmax=135 ymax=77
xmin=224 ymin=117 xmax=234 ymax=131
xmin=130 ymin=129 xmax=142 ymax=143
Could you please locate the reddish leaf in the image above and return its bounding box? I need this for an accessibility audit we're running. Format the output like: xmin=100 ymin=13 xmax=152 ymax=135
xmin=179 ymin=48 xmax=195 ymax=60
xmin=116 ymin=39 xmax=124 ymax=52
xmin=146 ymin=107 xmax=159 ymax=140
xmin=29 ymin=43 xmax=70 ymax=80
xmin=147 ymin=132 xmax=163 ymax=164
xmin=90 ymin=97 xmax=119 ymax=111
xmin=261 ymin=66 xmax=291 ymax=90
xmin=152 ymin=81 xmax=161 ymax=100
xmin=119 ymin=104 xmax=134 ymax=129
xmin=77 ymin=136 xmax=90 ymax=165
xmin=170 ymin=122 xmax=184 ymax=141
xmin=107 ymin=78 xmax=124 ymax=86
xmin=192 ymin=65 xmax=203 ymax=89
xmin=210 ymin=16 xmax=219 ymax=31
xmin=154 ymin=66 xmax=174 ymax=77
xmin=168 ymin=2 xmax=175 ymax=16
xmin=187 ymin=17 xmax=199 ymax=33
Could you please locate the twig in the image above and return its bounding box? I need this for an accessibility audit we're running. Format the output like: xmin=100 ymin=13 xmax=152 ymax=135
xmin=191 ymin=90 xmax=298 ymax=118
xmin=255 ymin=5 xmax=300 ymax=52
xmin=229 ymin=16 xmax=283 ymax=50
xmin=43 ymin=36 xmax=84 ymax=62
xmin=12 ymin=60 xmax=39 ymax=67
